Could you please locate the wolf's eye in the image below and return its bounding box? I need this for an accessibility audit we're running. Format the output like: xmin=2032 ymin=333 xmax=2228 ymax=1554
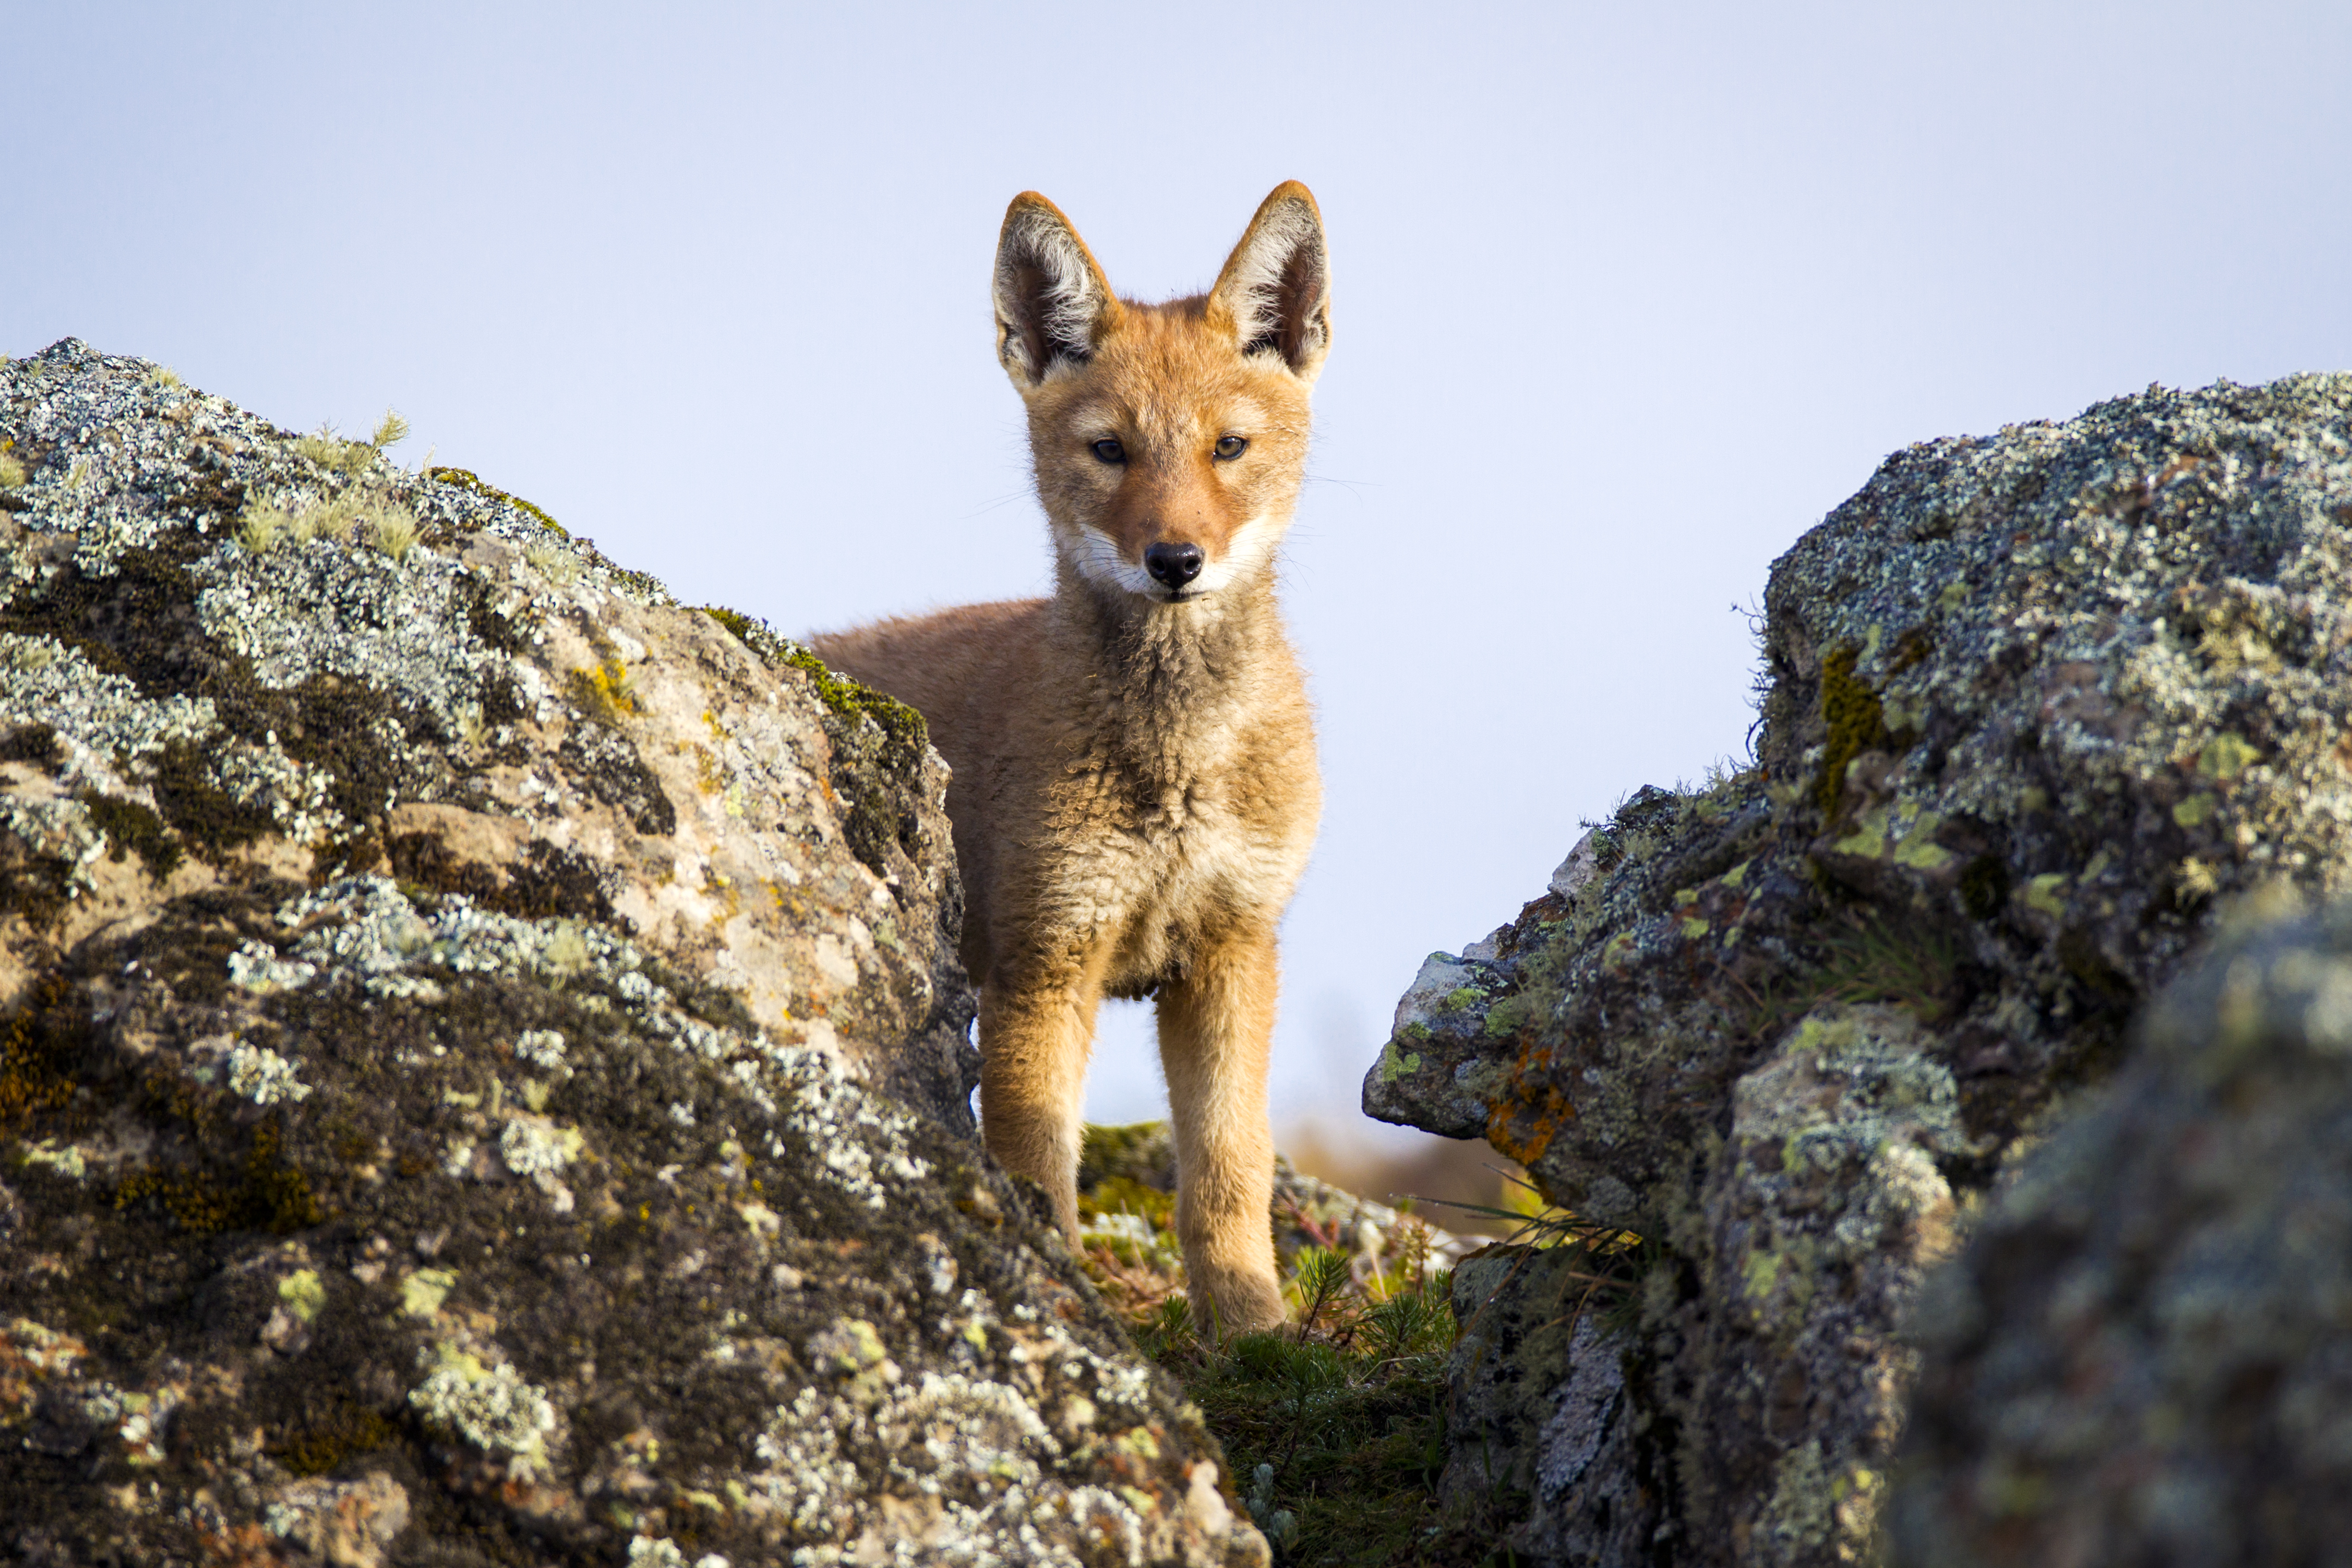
xmin=1214 ymin=435 xmax=1248 ymax=461
xmin=1091 ymin=439 xmax=1125 ymax=464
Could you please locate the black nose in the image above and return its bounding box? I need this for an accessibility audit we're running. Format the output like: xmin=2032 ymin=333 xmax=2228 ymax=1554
xmin=1145 ymin=542 xmax=1205 ymax=588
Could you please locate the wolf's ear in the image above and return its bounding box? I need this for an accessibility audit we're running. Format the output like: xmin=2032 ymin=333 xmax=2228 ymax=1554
xmin=993 ymin=193 xmax=1120 ymax=389
xmin=1210 ymin=181 xmax=1331 ymax=383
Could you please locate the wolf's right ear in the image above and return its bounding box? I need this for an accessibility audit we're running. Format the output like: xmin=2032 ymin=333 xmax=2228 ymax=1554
xmin=993 ymin=194 xmax=1120 ymax=389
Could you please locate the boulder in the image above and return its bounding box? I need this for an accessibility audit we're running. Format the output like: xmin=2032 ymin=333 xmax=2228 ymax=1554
xmin=1890 ymin=889 xmax=2352 ymax=1566
xmin=1443 ymin=1246 xmax=1643 ymax=1563
xmin=1365 ymin=374 xmax=2352 ymax=1564
xmin=0 ymin=340 xmax=1264 ymax=1567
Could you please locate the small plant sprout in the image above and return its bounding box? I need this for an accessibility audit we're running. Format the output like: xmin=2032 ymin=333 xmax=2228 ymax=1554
xmin=1290 ymin=1245 xmax=1353 ymax=1342
xmin=294 ymin=424 xmax=345 ymax=469
xmin=0 ymin=449 xmax=25 ymax=489
xmin=288 ymin=499 xmax=335 ymax=545
xmin=235 ymin=500 xmax=293 ymax=553
xmin=146 ymin=365 xmax=184 ymax=390
xmin=524 ymin=537 xmax=580 ymax=585
xmin=369 ymin=409 xmax=411 ymax=451
xmin=362 ymin=497 xmax=422 ymax=562
xmin=1245 ymin=1463 xmax=1299 ymax=1550
xmin=295 ymin=422 xmax=377 ymax=476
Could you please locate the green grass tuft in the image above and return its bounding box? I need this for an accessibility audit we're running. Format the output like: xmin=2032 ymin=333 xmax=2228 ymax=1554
xmin=294 ymin=423 xmax=377 ymax=476
xmin=1070 ymin=1139 xmax=1586 ymax=1563
xmin=234 ymin=499 xmax=293 ymax=553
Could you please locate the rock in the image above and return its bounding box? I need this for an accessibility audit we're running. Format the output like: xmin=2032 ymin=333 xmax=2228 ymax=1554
xmin=0 ymin=340 xmax=1264 ymax=1567
xmin=1443 ymin=1245 xmax=1647 ymax=1562
xmin=1364 ymin=374 xmax=2352 ymax=1563
xmin=1889 ymin=889 xmax=2352 ymax=1565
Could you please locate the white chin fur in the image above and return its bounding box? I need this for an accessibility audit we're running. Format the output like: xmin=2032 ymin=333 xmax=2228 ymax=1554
xmin=1070 ymin=517 xmax=1283 ymax=600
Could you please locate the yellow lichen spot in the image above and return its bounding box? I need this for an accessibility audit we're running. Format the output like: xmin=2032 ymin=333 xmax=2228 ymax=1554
xmin=568 ymin=658 xmax=639 ymax=723
xmin=1833 ymin=805 xmax=1891 ymax=860
xmin=1722 ymin=860 xmax=1750 ymax=889
xmin=1682 ymin=917 xmax=1711 ymax=939
xmin=2199 ymin=732 xmax=2260 ymax=780
xmin=402 ymin=1268 xmax=457 ymax=1317
xmin=1816 ymin=645 xmax=1891 ymax=817
xmin=1880 ymin=693 xmax=1925 ymax=733
xmin=278 ymin=1269 xmax=327 ymax=1322
xmin=1377 ymin=1033 xmax=1423 ymax=1083
xmin=1674 ymin=888 xmax=1700 ymax=907
xmin=2023 ymin=873 xmax=2069 ymax=917
xmin=1893 ymin=833 xmax=1955 ymax=872
xmin=2174 ymin=793 xmax=2216 ymax=828
xmin=1113 ymin=1426 xmax=1162 ymax=1462
xmin=689 ymin=744 xmax=725 ymax=794
xmin=1743 ymin=1249 xmax=1782 ymax=1300
xmin=1938 ymin=580 xmax=1969 ymax=610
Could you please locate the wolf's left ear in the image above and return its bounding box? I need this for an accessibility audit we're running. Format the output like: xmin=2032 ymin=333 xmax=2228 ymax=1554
xmin=1210 ymin=181 xmax=1331 ymax=383
xmin=994 ymin=192 xmax=1121 ymax=389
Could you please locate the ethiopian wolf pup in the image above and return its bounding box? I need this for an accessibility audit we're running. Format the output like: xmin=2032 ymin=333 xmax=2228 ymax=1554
xmin=811 ymin=183 xmax=1329 ymax=1333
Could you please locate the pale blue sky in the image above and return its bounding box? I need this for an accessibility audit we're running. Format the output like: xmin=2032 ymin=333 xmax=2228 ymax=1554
xmin=10 ymin=2 xmax=2350 ymax=1146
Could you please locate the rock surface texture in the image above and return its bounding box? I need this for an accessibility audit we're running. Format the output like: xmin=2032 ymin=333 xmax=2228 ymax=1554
xmin=0 ymin=341 xmax=1264 ymax=1567
xmin=1890 ymin=890 xmax=2352 ymax=1566
xmin=1365 ymin=375 xmax=2352 ymax=1563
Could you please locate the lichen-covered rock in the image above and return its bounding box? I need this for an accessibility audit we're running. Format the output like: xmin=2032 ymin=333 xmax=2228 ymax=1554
xmin=0 ymin=340 xmax=1264 ymax=1567
xmin=1889 ymin=889 xmax=2352 ymax=1566
xmin=1443 ymin=1246 xmax=1644 ymax=1561
xmin=1365 ymin=375 xmax=2352 ymax=1564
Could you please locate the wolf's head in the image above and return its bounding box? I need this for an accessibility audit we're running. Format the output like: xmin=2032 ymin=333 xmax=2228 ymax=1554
xmin=992 ymin=183 xmax=1330 ymax=608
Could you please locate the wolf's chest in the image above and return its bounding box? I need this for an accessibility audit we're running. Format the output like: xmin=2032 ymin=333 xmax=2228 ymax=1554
xmin=1047 ymin=782 xmax=1295 ymax=992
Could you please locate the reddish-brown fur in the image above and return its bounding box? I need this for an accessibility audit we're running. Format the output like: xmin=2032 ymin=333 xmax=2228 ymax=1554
xmin=813 ymin=184 xmax=1330 ymax=1333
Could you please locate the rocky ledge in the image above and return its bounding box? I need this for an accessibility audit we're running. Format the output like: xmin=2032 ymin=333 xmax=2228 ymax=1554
xmin=1365 ymin=375 xmax=2352 ymax=1564
xmin=0 ymin=340 xmax=1264 ymax=1567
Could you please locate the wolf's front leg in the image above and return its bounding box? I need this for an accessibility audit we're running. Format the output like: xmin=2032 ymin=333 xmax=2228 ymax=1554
xmin=1157 ymin=925 xmax=1285 ymax=1336
xmin=977 ymin=961 xmax=1101 ymax=1238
